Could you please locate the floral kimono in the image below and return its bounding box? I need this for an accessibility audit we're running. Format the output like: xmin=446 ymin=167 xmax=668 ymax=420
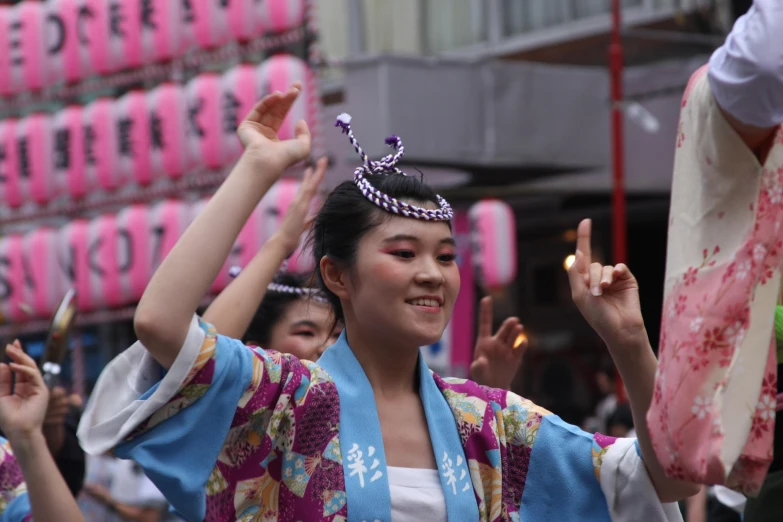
xmin=0 ymin=439 xmax=30 ymax=522
xmin=72 ymin=316 xmax=680 ymax=522
xmin=648 ymin=63 xmax=783 ymax=495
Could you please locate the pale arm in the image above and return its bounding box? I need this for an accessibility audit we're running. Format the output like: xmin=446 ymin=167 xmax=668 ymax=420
xmin=609 ymin=332 xmax=700 ymax=503
xmin=568 ymin=219 xmax=699 ymax=503
xmin=708 ymin=0 xmax=783 ymax=154
xmin=685 ymin=486 xmax=708 ymax=522
xmin=12 ymin=432 xmax=85 ymax=522
xmin=134 ymin=86 xmax=312 ymax=368
xmin=203 ymin=158 xmax=327 ymax=340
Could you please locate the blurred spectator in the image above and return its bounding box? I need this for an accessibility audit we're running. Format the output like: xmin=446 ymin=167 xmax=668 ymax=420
xmin=581 ymin=359 xmax=618 ymax=434
xmin=539 ymin=360 xmax=584 ymax=426
xmin=707 ymin=486 xmax=744 ymax=522
xmin=42 ymin=387 xmax=85 ymax=496
xmin=79 ymin=455 xmax=175 ymax=522
xmin=594 ymin=360 xmax=617 ymax=433
xmin=605 ymin=403 xmax=634 ymax=438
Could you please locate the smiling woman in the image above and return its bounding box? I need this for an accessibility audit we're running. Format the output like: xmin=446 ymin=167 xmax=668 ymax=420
xmin=312 ymin=172 xmax=459 ymax=357
xmin=76 ymin=87 xmax=693 ymax=522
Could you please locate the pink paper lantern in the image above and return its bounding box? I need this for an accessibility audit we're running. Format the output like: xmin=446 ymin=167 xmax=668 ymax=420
xmin=117 ymin=204 xmax=153 ymax=303
xmin=190 ymin=0 xmax=230 ymax=50
xmin=0 ymin=235 xmax=29 ymax=323
xmin=186 ymin=73 xmax=223 ymax=170
xmin=220 ymin=65 xmax=258 ymax=164
xmin=260 ymin=0 xmax=305 ymax=34
xmin=148 ymin=199 xmax=193 ymax=270
xmin=178 ymin=0 xmax=197 ymax=53
xmin=83 ymin=98 xmax=126 ymax=191
xmin=88 ymin=213 xmax=124 ymax=308
xmin=227 ymin=0 xmax=264 ymax=41
xmin=83 ymin=0 xmax=143 ymax=73
xmin=468 ymin=199 xmax=517 ymax=289
xmin=10 ymin=1 xmax=49 ymax=91
xmin=46 ymin=0 xmax=93 ymax=84
xmin=58 ymin=219 xmax=101 ymax=312
xmin=148 ymin=83 xmax=191 ymax=179
xmin=115 ymin=90 xmax=154 ymax=186
xmin=139 ymin=0 xmax=182 ymax=63
xmin=257 ymin=55 xmax=315 ymax=141
xmin=0 ymin=7 xmax=15 ymax=96
xmin=15 ymin=113 xmax=56 ymax=205
xmin=22 ymin=228 xmax=65 ymax=318
xmin=53 ymin=106 xmax=90 ymax=199
xmin=0 ymin=119 xmax=21 ymax=208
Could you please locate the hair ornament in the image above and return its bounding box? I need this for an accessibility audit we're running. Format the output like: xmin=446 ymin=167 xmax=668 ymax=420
xmin=228 ymin=264 xmax=329 ymax=304
xmin=335 ymin=114 xmax=453 ymax=221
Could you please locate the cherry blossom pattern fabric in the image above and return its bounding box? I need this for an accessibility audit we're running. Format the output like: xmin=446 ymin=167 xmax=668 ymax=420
xmin=648 ymin=65 xmax=783 ymax=495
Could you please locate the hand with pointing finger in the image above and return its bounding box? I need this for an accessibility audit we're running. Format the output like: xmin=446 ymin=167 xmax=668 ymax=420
xmin=470 ymin=296 xmax=526 ymax=390
xmin=567 ymin=219 xmax=646 ymax=351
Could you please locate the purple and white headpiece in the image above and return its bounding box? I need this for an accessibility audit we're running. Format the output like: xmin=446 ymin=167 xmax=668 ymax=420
xmin=335 ymin=114 xmax=453 ymax=221
xmin=228 ymin=264 xmax=329 ymax=304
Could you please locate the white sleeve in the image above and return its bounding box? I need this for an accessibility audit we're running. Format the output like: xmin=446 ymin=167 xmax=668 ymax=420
xmin=136 ymin=475 xmax=168 ymax=507
xmin=708 ymin=0 xmax=783 ymax=128
xmin=599 ymin=438 xmax=684 ymax=522
xmin=77 ymin=315 xmax=206 ymax=455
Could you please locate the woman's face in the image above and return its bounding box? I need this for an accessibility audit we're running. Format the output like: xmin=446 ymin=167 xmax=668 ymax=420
xmin=343 ymin=212 xmax=460 ymax=348
xmin=267 ymin=300 xmax=337 ymax=361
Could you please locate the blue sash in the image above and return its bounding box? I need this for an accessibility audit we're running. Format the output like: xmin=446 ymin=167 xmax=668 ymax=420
xmin=318 ymin=332 xmax=479 ymax=522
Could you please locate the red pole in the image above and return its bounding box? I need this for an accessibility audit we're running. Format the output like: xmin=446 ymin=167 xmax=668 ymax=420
xmin=610 ymin=0 xmax=627 ymax=404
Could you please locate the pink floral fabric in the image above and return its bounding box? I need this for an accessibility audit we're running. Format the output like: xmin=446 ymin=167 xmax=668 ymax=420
xmin=0 ymin=439 xmax=31 ymax=522
xmin=648 ymin=65 xmax=783 ymax=494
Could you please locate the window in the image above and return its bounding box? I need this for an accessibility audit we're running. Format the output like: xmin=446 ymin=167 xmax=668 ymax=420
xmin=317 ymin=0 xmax=350 ymax=60
xmin=362 ymin=0 xmax=423 ymax=55
xmin=503 ymin=0 xmax=645 ymax=37
xmin=424 ymin=0 xmax=487 ymax=54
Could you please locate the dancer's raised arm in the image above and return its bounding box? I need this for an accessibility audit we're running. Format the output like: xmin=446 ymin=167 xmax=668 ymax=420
xmin=568 ymin=219 xmax=699 ymax=503
xmin=203 ymin=157 xmax=326 ymax=340
xmin=134 ymin=85 xmax=311 ymax=368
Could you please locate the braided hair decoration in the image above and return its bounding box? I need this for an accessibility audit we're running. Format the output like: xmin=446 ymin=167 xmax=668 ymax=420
xmin=228 ymin=263 xmax=329 ymax=304
xmin=334 ymin=114 xmax=453 ymax=221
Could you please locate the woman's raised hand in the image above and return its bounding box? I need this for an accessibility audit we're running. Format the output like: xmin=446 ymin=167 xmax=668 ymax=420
xmin=0 ymin=341 xmax=49 ymax=444
xmin=275 ymin=157 xmax=328 ymax=254
xmin=470 ymin=296 xmax=526 ymax=390
xmin=238 ymin=83 xmax=312 ymax=171
xmin=567 ymin=219 xmax=646 ymax=351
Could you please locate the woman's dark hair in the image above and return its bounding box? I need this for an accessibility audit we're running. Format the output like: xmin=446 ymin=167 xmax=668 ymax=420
xmin=243 ymin=272 xmax=310 ymax=346
xmin=597 ymin=358 xmax=617 ymax=382
xmin=606 ymin=403 xmax=634 ymax=433
xmin=311 ymin=173 xmax=447 ymax=324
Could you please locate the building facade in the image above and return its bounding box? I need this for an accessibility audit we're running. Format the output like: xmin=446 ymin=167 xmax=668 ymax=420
xmin=311 ymin=0 xmax=746 ymax=404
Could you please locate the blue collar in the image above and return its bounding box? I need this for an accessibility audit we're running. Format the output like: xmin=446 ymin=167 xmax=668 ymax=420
xmin=317 ymin=331 xmax=479 ymax=522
